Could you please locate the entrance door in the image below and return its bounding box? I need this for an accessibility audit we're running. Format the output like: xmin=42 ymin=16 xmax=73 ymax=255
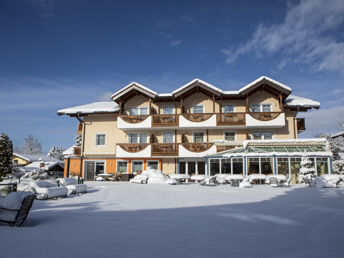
xmin=188 ymin=162 xmax=196 ymax=176
xmin=85 ymin=161 xmax=95 ymax=181
xmin=197 ymin=161 xmax=205 ymax=174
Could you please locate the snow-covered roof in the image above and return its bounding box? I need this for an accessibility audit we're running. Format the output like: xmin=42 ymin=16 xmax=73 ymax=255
xmin=24 ymin=161 xmax=64 ymax=170
xmin=331 ymin=131 xmax=344 ymax=138
xmin=13 ymin=153 xmax=61 ymax=163
xmin=57 ymin=102 xmax=119 ymax=115
xmin=243 ymin=138 xmax=327 ymax=148
xmin=238 ymin=76 xmax=292 ymax=95
xmin=62 ymin=146 xmax=75 ymax=156
xmin=284 ymin=95 xmax=320 ymax=109
xmin=111 ymin=76 xmax=294 ymax=101
xmin=111 ymin=82 xmax=158 ymax=100
xmin=172 ymin=78 xmax=224 ymax=97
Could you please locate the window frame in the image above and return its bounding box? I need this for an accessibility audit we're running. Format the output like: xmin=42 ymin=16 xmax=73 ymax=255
xmin=192 ymin=104 xmax=204 ymax=114
xmin=95 ymin=133 xmax=106 ymax=146
xmin=131 ymin=160 xmax=144 ymax=173
xmin=116 ymin=160 xmax=128 ymax=173
xmin=128 ymin=132 xmax=148 ymax=143
xmin=251 ymin=131 xmax=274 ymax=140
xmin=193 ymin=131 xmax=205 ymax=143
xmin=163 ymin=131 xmax=175 ymax=143
xmin=163 ymin=105 xmax=175 ymax=115
xmin=224 ymin=131 xmax=236 ymax=141
xmin=223 ymin=104 xmax=235 ymax=113
xmin=129 ymin=107 xmax=149 ymax=115
xmin=147 ymin=160 xmax=160 ymax=170
xmin=250 ymin=103 xmax=273 ymax=112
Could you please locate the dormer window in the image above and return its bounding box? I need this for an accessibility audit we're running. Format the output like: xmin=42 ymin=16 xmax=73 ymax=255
xmin=250 ymin=104 xmax=272 ymax=112
xmin=193 ymin=105 xmax=204 ymax=114
xmin=163 ymin=105 xmax=174 ymax=114
xmin=223 ymin=105 xmax=235 ymax=113
xmin=130 ymin=107 xmax=148 ymax=115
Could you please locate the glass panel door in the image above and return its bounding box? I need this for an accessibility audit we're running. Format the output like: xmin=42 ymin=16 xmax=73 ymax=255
xmin=85 ymin=161 xmax=95 ymax=181
xmin=188 ymin=162 xmax=196 ymax=176
xmin=197 ymin=161 xmax=205 ymax=175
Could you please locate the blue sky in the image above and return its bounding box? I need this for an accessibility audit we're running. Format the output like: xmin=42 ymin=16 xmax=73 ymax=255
xmin=0 ymin=0 xmax=344 ymax=153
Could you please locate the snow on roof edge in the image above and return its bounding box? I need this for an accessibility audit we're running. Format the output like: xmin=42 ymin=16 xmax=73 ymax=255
xmin=285 ymin=95 xmax=320 ymax=108
xmin=243 ymin=138 xmax=327 ymax=148
xmin=111 ymin=82 xmax=157 ymax=100
xmin=57 ymin=102 xmax=119 ymax=115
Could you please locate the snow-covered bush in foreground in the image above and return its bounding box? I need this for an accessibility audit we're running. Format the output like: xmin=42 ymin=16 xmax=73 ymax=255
xmin=130 ymin=168 xmax=177 ymax=184
xmin=298 ymin=155 xmax=316 ymax=183
xmin=333 ymin=160 xmax=344 ymax=174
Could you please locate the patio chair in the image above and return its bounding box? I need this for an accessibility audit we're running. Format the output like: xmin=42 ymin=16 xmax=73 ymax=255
xmin=229 ymin=179 xmax=241 ymax=187
xmin=200 ymin=176 xmax=217 ymax=186
xmin=0 ymin=192 xmax=35 ymax=227
xmin=30 ymin=180 xmax=68 ymax=200
xmin=58 ymin=178 xmax=87 ymax=194
xmin=269 ymin=177 xmax=279 ymax=187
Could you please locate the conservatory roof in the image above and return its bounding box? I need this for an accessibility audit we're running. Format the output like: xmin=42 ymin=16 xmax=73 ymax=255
xmin=207 ymin=140 xmax=331 ymax=157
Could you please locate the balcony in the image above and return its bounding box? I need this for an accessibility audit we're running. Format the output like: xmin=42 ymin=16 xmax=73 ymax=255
xmin=117 ymin=115 xmax=152 ymax=129
xmin=73 ymin=146 xmax=81 ymax=156
xmin=179 ymin=143 xmax=216 ymax=157
xmin=152 ymin=114 xmax=178 ymax=127
xmin=245 ymin=112 xmax=285 ymax=128
xmin=117 ymin=112 xmax=287 ymax=130
xmin=151 ymin=143 xmax=178 ymax=156
xmin=179 ymin=113 xmax=217 ymax=128
xmin=297 ymin=118 xmax=305 ymax=132
xmin=116 ymin=143 xmax=151 ymax=157
xmin=216 ymin=145 xmax=235 ymax=153
xmin=216 ymin=113 xmax=245 ymax=126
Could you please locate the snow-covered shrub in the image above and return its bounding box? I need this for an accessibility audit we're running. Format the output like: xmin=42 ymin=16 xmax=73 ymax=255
xmin=298 ymin=155 xmax=316 ymax=183
xmin=0 ymin=133 xmax=13 ymax=180
xmin=75 ymin=134 xmax=82 ymax=147
xmin=333 ymin=160 xmax=344 ymax=174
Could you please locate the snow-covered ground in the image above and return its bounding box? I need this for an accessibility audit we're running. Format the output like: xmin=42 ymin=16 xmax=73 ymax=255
xmin=1 ymin=182 xmax=344 ymax=258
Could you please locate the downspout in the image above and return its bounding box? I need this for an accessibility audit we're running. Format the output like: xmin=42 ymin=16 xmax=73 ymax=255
xmin=77 ymin=112 xmax=85 ymax=179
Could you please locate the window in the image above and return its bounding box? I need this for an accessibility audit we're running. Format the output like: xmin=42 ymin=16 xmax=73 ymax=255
xmin=252 ymin=131 xmax=273 ymax=140
xmin=223 ymin=105 xmax=235 ymax=113
xmin=224 ymin=132 xmax=235 ymax=141
xmin=163 ymin=132 xmax=174 ymax=143
xmin=96 ymin=134 xmax=106 ymax=146
xmin=193 ymin=105 xmax=204 ymax=114
xmin=147 ymin=161 xmax=159 ymax=170
xmin=193 ymin=132 xmax=204 ymax=143
xmin=250 ymin=104 xmax=261 ymax=112
xmin=262 ymin=104 xmax=272 ymax=112
xmin=117 ymin=161 xmax=128 ymax=173
xmin=132 ymin=161 xmax=143 ymax=174
xmin=163 ymin=106 xmax=174 ymax=114
xmin=250 ymin=104 xmax=272 ymax=112
xmin=130 ymin=107 xmax=148 ymax=115
xmin=129 ymin=133 xmax=147 ymax=143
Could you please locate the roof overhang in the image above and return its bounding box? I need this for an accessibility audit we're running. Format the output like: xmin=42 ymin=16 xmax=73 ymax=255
xmin=111 ymin=82 xmax=157 ymax=103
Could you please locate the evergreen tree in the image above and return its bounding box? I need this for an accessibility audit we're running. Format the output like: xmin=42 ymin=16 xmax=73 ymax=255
xmin=0 ymin=133 xmax=13 ymax=180
xmin=22 ymin=135 xmax=42 ymax=155
xmin=299 ymin=154 xmax=316 ymax=183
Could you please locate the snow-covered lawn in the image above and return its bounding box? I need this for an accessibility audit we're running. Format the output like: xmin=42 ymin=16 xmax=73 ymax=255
xmin=1 ymin=182 xmax=344 ymax=258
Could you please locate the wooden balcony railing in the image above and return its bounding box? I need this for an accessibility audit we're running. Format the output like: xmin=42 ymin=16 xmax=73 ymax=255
xmin=73 ymin=146 xmax=81 ymax=156
xmin=248 ymin=112 xmax=281 ymax=121
xmin=181 ymin=143 xmax=214 ymax=152
xmin=118 ymin=143 xmax=149 ymax=153
xmin=151 ymin=143 xmax=178 ymax=156
xmin=120 ymin=115 xmax=149 ymax=124
xmin=182 ymin=113 xmax=213 ymax=122
xmin=217 ymin=113 xmax=246 ymax=126
xmin=297 ymin=118 xmax=305 ymax=132
xmin=152 ymin=114 xmax=178 ymax=127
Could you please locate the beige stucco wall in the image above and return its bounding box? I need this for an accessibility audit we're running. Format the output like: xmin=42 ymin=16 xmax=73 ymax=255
xmin=248 ymin=91 xmax=281 ymax=112
xmin=83 ymin=114 xmax=125 ymax=155
xmin=162 ymin=158 xmax=176 ymax=174
xmin=183 ymin=92 xmax=218 ymax=113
